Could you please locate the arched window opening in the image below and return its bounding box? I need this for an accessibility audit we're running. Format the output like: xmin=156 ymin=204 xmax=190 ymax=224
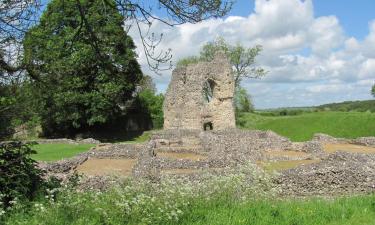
xmin=203 ymin=79 xmax=215 ymax=103
xmin=203 ymin=122 xmax=213 ymax=131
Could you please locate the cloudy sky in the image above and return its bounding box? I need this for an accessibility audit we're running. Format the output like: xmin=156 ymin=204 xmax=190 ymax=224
xmin=130 ymin=0 xmax=375 ymax=109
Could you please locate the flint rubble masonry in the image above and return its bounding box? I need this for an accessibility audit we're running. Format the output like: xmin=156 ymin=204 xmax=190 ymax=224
xmin=163 ymin=52 xmax=236 ymax=131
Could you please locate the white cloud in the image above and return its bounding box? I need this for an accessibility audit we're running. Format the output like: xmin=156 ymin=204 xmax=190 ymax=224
xmin=308 ymin=16 xmax=345 ymax=56
xmin=359 ymin=59 xmax=375 ymax=79
xmin=129 ymin=0 xmax=375 ymax=109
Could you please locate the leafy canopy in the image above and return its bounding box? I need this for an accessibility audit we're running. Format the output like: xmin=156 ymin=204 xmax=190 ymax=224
xmin=23 ymin=0 xmax=142 ymax=136
xmin=177 ymin=37 xmax=266 ymax=87
xmin=235 ymin=87 xmax=254 ymax=113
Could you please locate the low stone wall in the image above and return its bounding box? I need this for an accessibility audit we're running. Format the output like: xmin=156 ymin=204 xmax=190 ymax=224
xmin=35 ymin=138 xmax=101 ymax=145
xmin=351 ymin=137 xmax=375 ymax=147
xmin=276 ymin=152 xmax=375 ymax=196
xmin=27 ymin=130 xmax=375 ymax=196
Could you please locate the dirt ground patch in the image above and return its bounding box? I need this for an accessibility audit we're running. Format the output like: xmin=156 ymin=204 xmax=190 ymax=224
xmin=257 ymin=160 xmax=320 ymax=172
xmin=76 ymin=158 xmax=137 ymax=176
xmin=324 ymin=143 xmax=375 ymax=154
xmin=157 ymin=152 xmax=207 ymax=161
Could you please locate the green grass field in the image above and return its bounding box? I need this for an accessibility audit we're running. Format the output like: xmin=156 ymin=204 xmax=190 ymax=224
xmin=238 ymin=111 xmax=375 ymax=141
xmin=180 ymin=196 xmax=375 ymax=225
xmin=31 ymin=143 xmax=95 ymax=161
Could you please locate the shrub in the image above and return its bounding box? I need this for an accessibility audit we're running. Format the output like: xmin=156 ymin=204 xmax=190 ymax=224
xmin=0 ymin=142 xmax=45 ymax=210
xmin=137 ymin=90 xmax=164 ymax=129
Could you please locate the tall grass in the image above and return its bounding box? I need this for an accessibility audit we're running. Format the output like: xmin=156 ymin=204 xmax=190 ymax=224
xmin=2 ymin=165 xmax=375 ymax=225
xmin=238 ymin=111 xmax=375 ymax=141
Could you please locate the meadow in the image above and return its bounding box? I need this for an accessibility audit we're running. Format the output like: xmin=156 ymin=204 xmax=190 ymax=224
xmin=238 ymin=111 xmax=375 ymax=141
xmin=3 ymin=173 xmax=375 ymax=225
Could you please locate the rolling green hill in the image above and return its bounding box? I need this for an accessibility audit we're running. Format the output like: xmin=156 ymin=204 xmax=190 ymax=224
xmin=238 ymin=111 xmax=375 ymax=141
xmin=317 ymin=100 xmax=375 ymax=112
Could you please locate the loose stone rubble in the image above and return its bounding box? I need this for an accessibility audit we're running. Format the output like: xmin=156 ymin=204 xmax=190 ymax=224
xmin=34 ymin=130 xmax=375 ymax=196
xmin=276 ymin=152 xmax=375 ymax=196
xmin=35 ymin=138 xmax=101 ymax=145
xmin=351 ymin=137 xmax=375 ymax=147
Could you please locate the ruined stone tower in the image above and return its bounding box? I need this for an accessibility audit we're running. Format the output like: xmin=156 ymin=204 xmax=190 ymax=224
xmin=163 ymin=53 xmax=236 ymax=131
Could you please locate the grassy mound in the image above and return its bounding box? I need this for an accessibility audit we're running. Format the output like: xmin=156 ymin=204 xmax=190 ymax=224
xmin=238 ymin=111 xmax=375 ymax=141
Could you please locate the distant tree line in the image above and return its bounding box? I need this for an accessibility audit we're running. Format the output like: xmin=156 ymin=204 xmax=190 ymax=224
xmin=317 ymin=100 xmax=375 ymax=113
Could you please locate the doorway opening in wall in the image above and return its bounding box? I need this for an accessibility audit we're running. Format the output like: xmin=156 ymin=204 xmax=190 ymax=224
xmin=203 ymin=122 xmax=213 ymax=131
xmin=203 ymin=79 xmax=215 ymax=103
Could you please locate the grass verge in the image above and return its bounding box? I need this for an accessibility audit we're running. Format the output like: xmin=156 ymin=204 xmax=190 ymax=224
xmin=2 ymin=165 xmax=375 ymax=225
xmin=31 ymin=143 xmax=95 ymax=161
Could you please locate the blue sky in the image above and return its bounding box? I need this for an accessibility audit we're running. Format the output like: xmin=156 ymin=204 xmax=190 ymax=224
xmin=231 ymin=0 xmax=375 ymax=40
xmin=40 ymin=0 xmax=375 ymax=109
xmin=131 ymin=0 xmax=375 ymax=109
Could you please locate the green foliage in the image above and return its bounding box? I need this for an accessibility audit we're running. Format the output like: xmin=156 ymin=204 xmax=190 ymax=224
xmin=372 ymin=84 xmax=375 ymax=97
xmin=3 ymin=164 xmax=275 ymax=224
xmin=176 ymin=56 xmax=200 ymax=68
xmin=317 ymin=100 xmax=375 ymax=112
xmin=23 ymin=0 xmax=142 ymax=137
xmin=256 ymin=109 xmax=307 ymax=117
xmin=31 ymin=143 xmax=95 ymax=161
xmin=0 ymin=142 xmax=45 ymax=210
xmin=0 ymin=81 xmax=43 ymax=140
xmin=177 ymin=37 xmax=266 ymax=87
xmin=0 ymin=85 xmax=16 ymax=139
xmin=235 ymin=87 xmax=254 ymax=113
xmin=238 ymin=111 xmax=375 ymax=141
xmin=137 ymin=90 xmax=164 ymax=129
xmin=121 ymin=131 xmax=153 ymax=144
xmin=3 ymin=171 xmax=375 ymax=224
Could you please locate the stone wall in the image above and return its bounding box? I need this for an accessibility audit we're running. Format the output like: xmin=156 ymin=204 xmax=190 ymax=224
xmin=163 ymin=52 xmax=235 ymax=131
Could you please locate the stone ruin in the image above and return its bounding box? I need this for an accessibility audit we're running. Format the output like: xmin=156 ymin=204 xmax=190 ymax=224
xmin=31 ymin=53 xmax=375 ymax=196
xmin=163 ymin=52 xmax=236 ymax=131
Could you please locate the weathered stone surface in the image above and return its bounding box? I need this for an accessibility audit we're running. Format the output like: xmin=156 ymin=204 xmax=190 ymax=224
xmin=80 ymin=138 xmax=101 ymax=144
xmin=276 ymin=152 xmax=375 ymax=196
xmin=30 ymin=129 xmax=375 ymax=196
xmin=39 ymin=153 xmax=89 ymax=173
xmin=35 ymin=138 xmax=101 ymax=145
xmin=163 ymin=53 xmax=235 ymax=131
xmin=312 ymin=133 xmax=348 ymax=144
xmin=352 ymin=137 xmax=375 ymax=147
xmin=301 ymin=141 xmax=325 ymax=154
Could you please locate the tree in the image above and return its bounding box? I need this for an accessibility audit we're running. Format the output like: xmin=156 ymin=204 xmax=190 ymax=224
xmin=234 ymin=87 xmax=254 ymax=113
xmin=23 ymin=0 xmax=143 ymax=136
xmin=177 ymin=37 xmax=266 ymax=87
xmin=0 ymin=0 xmax=232 ymax=78
xmin=138 ymin=75 xmax=157 ymax=93
xmin=137 ymin=90 xmax=164 ymax=129
xmin=372 ymin=84 xmax=375 ymax=98
xmin=113 ymin=0 xmax=233 ymax=72
xmin=0 ymin=0 xmax=41 ymax=81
